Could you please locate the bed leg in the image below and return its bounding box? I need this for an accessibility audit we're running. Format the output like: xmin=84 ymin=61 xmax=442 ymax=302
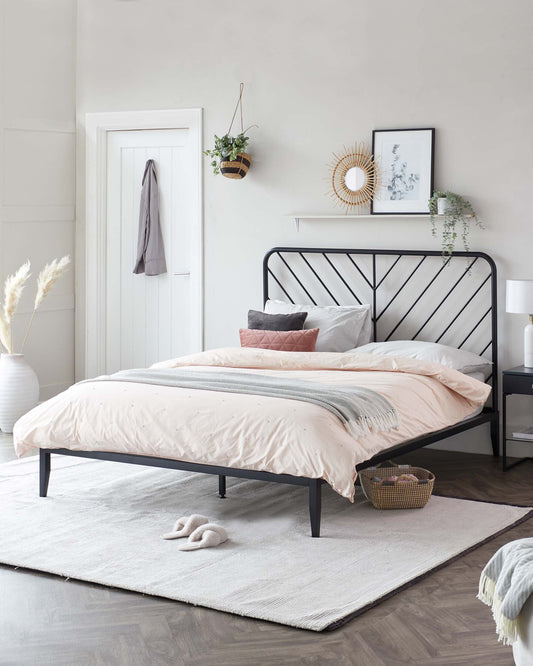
xmin=491 ymin=415 xmax=500 ymax=457
xmin=309 ymin=479 xmax=322 ymax=538
xmin=39 ymin=450 xmax=50 ymax=497
xmin=218 ymin=474 xmax=226 ymax=498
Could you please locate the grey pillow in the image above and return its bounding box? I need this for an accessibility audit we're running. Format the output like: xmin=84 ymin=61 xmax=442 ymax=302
xmin=247 ymin=309 xmax=308 ymax=331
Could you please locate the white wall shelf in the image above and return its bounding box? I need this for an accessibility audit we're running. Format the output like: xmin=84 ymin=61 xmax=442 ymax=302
xmin=287 ymin=213 xmax=432 ymax=230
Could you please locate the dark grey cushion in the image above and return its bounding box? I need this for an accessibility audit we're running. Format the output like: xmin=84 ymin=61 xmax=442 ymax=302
xmin=247 ymin=309 xmax=308 ymax=331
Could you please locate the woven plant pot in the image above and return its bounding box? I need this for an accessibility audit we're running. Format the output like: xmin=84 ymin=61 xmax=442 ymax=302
xmin=359 ymin=462 xmax=435 ymax=510
xmin=220 ymin=152 xmax=251 ymax=179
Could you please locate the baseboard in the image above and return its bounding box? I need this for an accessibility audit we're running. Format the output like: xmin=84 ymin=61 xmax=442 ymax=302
xmin=429 ymin=421 xmax=533 ymax=459
xmin=39 ymin=382 xmax=72 ymax=401
xmin=429 ymin=423 xmax=493 ymax=455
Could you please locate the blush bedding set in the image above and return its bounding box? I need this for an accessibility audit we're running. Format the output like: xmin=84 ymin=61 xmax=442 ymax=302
xmin=13 ymin=347 xmax=491 ymax=501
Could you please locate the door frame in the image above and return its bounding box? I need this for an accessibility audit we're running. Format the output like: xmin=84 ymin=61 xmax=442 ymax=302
xmin=83 ymin=109 xmax=203 ymax=378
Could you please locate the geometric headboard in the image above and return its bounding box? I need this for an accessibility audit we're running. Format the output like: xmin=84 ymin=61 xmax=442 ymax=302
xmin=263 ymin=247 xmax=498 ymax=404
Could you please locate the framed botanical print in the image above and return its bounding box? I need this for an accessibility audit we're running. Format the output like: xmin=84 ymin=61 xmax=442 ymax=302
xmin=371 ymin=128 xmax=435 ymax=214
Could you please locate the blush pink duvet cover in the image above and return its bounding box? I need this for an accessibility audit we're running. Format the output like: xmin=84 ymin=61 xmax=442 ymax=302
xmin=13 ymin=348 xmax=491 ymax=500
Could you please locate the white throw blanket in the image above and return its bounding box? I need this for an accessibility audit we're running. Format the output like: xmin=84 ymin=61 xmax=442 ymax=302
xmin=478 ymin=538 xmax=533 ymax=645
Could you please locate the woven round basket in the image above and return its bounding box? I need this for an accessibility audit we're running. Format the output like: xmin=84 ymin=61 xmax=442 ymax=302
xmin=359 ymin=462 xmax=434 ymax=510
xmin=220 ymin=152 xmax=251 ymax=179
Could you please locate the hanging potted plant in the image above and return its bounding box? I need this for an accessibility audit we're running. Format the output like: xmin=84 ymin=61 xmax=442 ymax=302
xmin=204 ymin=83 xmax=257 ymax=180
xmin=204 ymin=132 xmax=253 ymax=179
xmin=428 ymin=191 xmax=483 ymax=258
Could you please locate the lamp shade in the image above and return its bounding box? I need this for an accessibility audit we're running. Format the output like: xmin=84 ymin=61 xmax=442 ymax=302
xmin=506 ymin=279 xmax=533 ymax=314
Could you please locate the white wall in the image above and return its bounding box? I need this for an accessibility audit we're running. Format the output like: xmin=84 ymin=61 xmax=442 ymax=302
xmin=76 ymin=0 xmax=533 ymax=454
xmin=0 ymin=0 xmax=76 ymax=399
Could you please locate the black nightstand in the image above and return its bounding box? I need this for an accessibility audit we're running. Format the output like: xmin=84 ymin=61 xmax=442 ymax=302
xmin=503 ymin=366 xmax=533 ymax=470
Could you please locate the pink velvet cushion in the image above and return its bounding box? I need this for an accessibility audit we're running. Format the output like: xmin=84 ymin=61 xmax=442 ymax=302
xmin=239 ymin=328 xmax=319 ymax=352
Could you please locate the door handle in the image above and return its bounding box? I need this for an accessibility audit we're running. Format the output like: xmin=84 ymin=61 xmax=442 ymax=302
xmin=173 ymin=272 xmax=190 ymax=276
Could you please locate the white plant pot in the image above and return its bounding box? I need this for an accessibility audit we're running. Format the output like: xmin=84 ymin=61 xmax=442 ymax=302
xmin=437 ymin=197 xmax=449 ymax=215
xmin=0 ymin=354 xmax=39 ymax=433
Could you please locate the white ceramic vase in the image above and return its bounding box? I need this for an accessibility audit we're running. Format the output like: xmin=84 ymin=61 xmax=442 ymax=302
xmin=0 ymin=354 xmax=39 ymax=433
xmin=437 ymin=197 xmax=449 ymax=215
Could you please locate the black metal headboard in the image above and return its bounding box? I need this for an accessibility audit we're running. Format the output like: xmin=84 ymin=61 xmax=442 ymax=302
xmin=263 ymin=247 xmax=498 ymax=409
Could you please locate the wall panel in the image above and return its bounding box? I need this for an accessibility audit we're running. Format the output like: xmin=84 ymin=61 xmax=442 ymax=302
xmin=0 ymin=0 xmax=76 ymax=399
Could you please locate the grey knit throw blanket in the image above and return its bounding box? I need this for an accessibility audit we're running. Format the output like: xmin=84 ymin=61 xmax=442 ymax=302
xmin=91 ymin=369 xmax=400 ymax=438
xmin=478 ymin=537 xmax=533 ymax=644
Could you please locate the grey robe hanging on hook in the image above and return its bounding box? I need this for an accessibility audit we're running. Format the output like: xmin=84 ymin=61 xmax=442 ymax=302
xmin=133 ymin=159 xmax=167 ymax=276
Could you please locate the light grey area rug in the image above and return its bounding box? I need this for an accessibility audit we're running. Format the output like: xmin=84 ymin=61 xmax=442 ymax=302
xmin=0 ymin=455 xmax=530 ymax=631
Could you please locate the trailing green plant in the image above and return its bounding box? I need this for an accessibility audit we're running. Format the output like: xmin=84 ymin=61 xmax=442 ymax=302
xmin=204 ymin=132 xmax=251 ymax=175
xmin=428 ymin=191 xmax=483 ymax=258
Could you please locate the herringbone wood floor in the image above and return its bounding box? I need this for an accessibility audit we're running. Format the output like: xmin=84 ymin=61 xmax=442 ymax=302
xmin=1 ymin=436 xmax=531 ymax=666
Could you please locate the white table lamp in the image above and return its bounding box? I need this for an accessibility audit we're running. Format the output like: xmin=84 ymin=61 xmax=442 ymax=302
xmin=506 ymin=279 xmax=533 ymax=367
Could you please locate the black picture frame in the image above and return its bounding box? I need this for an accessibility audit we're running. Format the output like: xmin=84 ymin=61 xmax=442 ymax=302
xmin=371 ymin=128 xmax=435 ymax=215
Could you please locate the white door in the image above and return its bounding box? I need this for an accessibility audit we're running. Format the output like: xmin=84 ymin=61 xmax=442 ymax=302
xmin=105 ymin=128 xmax=202 ymax=372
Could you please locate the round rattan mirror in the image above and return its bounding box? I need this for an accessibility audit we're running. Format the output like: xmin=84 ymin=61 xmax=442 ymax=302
xmin=327 ymin=143 xmax=380 ymax=213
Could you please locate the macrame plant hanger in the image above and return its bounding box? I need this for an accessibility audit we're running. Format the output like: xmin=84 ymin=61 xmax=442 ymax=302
xmin=220 ymin=83 xmax=257 ymax=179
xmin=227 ymin=82 xmax=245 ymax=136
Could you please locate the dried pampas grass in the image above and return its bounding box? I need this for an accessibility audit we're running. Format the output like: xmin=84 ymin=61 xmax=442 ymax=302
xmin=0 ymin=256 xmax=70 ymax=355
xmin=0 ymin=261 xmax=31 ymax=353
xmin=21 ymin=256 xmax=70 ymax=353
xmin=3 ymin=261 xmax=31 ymax=324
xmin=33 ymin=256 xmax=71 ymax=310
xmin=0 ymin=312 xmax=11 ymax=354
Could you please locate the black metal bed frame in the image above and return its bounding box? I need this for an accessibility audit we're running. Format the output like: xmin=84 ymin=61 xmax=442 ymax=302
xmin=40 ymin=247 xmax=498 ymax=538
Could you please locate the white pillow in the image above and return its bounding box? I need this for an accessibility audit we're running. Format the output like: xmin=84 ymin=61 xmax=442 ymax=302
xmin=354 ymin=340 xmax=492 ymax=379
xmin=264 ymin=300 xmax=371 ymax=353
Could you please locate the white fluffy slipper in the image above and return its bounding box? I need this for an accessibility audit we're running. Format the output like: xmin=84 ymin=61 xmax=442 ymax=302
xmin=178 ymin=523 xmax=228 ymax=551
xmin=162 ymin=514 xmax=209 ymax=540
